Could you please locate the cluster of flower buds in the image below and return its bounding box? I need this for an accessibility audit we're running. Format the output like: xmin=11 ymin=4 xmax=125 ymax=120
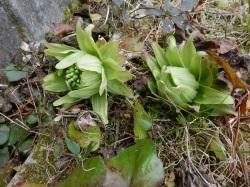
xmin=65 ymin=65 xmax=81 ymax=89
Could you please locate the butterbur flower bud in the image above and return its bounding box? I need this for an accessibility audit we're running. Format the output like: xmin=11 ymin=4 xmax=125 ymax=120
xmin=147 ymin=36 xmax=234 ymax=116
xmin=42 ymin=20 xmax=134 ymax=124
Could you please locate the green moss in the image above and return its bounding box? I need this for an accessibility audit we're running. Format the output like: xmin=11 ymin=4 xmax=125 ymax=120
xmin=63 ymin=0 xmax=82 ymax=22
xmin=0 ymin=164 xmax=12 ymax=187
xmin=21 ymin=125 xmax=65 ymax=184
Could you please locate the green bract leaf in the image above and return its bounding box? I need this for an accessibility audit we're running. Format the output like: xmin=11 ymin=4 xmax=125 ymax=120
xmin=152 ymin=43 xmax=168 ymax=67
xmin=76 ymin=21 xmax=100 ymax=57
xmin=199 ymin=57 xmax=217 ymax=86
xmin=165 ymin=36 xmax=184 ymax=67
xmin=102 ymin=58 xmax=133 ymax=82
xmin=157 ymin=80 xmax=188 ymax=107
xmin=200 ymin=104 xmax=235 ymax=116
xmin=68 ymin=83 xmax=99 ymax=99
xmin=161 ymin=66 xmax=199 ymax=103
xmin=91 ymin=91 xmax=108 ymax=124
xmin=134 ymin=102 xmax=152 ymax=140
xmin=194 ymin=85 xmax=234 ymax=105
xmin=99 ymin=68 xmax=107 ymax=95
xmin=53 ymin=95 xmax=82 ymax=106
xmin=76 ymin=54 xmax=102 ymax=73
xmin=45 ymin=43 xmax=78 ymax=60
xmin=146 ymin=55 xmax=160 ymax=79
xmin=99 ymin=41 xmax=119 ymax=60
xmin=147 ymin=76 xmax=158 ymax=95
xmin=108 ymin=139 xmax=164 ymax=187
xmin=80 ymin=71 xmax=101 ymax=87
xmin=180 ymin=37 xmax=196 ymax=68
xmin=107 ymin=79 xmax=133 ymax=98
xmin=147 ymin=36 xmax=234 ymax=116
xmin=55 ymin=51 xmax=85 ymax=69
xmin=43 ymin=73 xmax=69 ymax=92
xmin=43 ymin=21 xmax=133 ymax=123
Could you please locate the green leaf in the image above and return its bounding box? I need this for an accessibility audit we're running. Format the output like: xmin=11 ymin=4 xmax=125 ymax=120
xmin=108 ymin=139 xmax=164 ymax=187
xmin=4 ymin=64 xmax=28 ymax=82
xmin=79 ymin=71 xmax=101 ymax=87
xmin=147 ymin=76 xmax=158 ymax=95
xmin=0 ymin=125 xmax=10 ymax=145
xmin=76 ymin=21 xmax=101 ymax=57
xmin=43 ymin=73 xmax=69 ymax=92
xmin=107 ymin=79 xmax=133 ymax=98
xmin=68 ymin=83 xmax=99 ymax=99
xmin=199 ymin=57 xmax=217 ymax=87
xmin=26 ymin=114 xmax=38 ymax=126
xmin=18 ymin=138 xmax=33 ymax=152
xmin=68 ymin=122 xmax=101 ymax=151
xmin=102 ymin=58 xmax=133 ymax=82
xmin=147 ymin=36 xmax=234 ymax=116
xmin=45 ymin=43 xmax=78 ymax=60
xmin=57 ymin=156 xmax=106 ymax=187
xmin=99 ymin=68 xmax=107 ymax=95
xmin=201 ymin=104 xmax=235 ymax=116
xmin=99 ymin=41 xmax=119 ymax=60
xmin=134 ymin=102 xmax=152 ymax=140
xmin=209 ymin=132 xmax=227 ymax=161
xmin=146 ymin=55 xmax=160 ymax=79
xmin=180 ymin=37 xmax=196 ymax=68
xmin=152 ymin=43 xmax=168 ymax=67
xmin=53 ymin=95 xmax=82 ymax=106
xmin=45 ymin=43 xmax=77 ymax=51
xmin=91 ymin=91 xmax=108 ymax=124
xmin=76 ymin=54 xmax=102 ymax=73
xmin=188 ymin=52 xmax=203 ymax=81
xmin=156 ymin=80 xmax=185 ymax=106
xmin=7 ymin=126 xmax=28 ymax=146
xmin=55 ymin=51 xmax=85 ymax=69
xmin=65 ymin=137 xmax=80 ymax=155
xmin=0 ymin=147 xmax=9 ymax=167
xmin=194 ymin=85 xmax=234 ymax=105
xmin=165 ymin=36 xmax=184 ymax=67
xmin=161 ymin=66 xmax=199 ymax=103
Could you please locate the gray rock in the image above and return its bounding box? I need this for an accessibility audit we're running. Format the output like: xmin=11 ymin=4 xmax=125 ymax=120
xmin=0 ymin=7 xmax=22 ymax=67
xmin=0 ymin=0 xmax=70 ymax=67
xmin=5 ymin=0 xmax=70 ymax=40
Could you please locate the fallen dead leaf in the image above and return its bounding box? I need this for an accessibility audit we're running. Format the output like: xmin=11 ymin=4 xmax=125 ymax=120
xmin=208 ymin=51 xmax=249 ymax=89
xmin=197 ymin=39 xmax=237 ymax=54
xmin=53 ymin=23 xmax=74 ymax=36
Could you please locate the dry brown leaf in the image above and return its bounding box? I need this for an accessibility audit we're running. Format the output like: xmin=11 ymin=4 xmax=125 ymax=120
xmin=197 ymin=39 xmax=236 ymax=54
xmin=53 ymin=23 xmax=74 ymax=36
xmin=217 ymin=39 xmax=237 ymax=54
xmin=208 ymin=51 xmax=249 ymax=89
xmin=237 ymin=91 xmax=250 ymax=116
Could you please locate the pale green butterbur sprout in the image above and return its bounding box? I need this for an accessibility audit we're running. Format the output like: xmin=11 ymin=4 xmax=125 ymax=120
xmin=43 ymin=21 xmax=133 ymax=124
xmin=147 ymin=36 xmax=234 ymax=116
